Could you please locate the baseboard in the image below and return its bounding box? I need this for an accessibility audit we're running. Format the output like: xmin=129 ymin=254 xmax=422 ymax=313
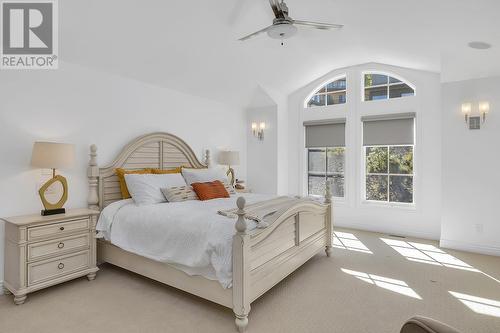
xmin=440 ymin=238 xmax=500 ymax=257
xmin=334 ymin=219 xmax=439 ymax=241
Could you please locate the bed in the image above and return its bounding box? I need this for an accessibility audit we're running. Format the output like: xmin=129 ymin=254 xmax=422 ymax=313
xmin=87 ymin=132 xmax=333 ymax=332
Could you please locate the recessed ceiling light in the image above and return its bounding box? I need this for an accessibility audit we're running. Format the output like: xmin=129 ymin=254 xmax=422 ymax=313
xmin=468 ymin=41 xmax=492 ymax=50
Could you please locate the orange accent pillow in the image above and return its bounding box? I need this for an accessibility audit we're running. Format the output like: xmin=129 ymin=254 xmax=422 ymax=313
xmin=192 ymin=181 xmax=230 ymax=201
xmin=151 ymin=167 xmax=182 ymax=174
xmin=115 ymin=168 xmax=152 ymax=199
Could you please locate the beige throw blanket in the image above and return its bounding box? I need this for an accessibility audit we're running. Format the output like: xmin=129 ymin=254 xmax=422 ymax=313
xmin=218 ymin=196 xmax=309 ymax=228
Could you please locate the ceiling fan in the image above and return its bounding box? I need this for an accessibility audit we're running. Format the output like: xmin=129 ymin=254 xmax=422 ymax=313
xmin=238 ymin=0 xmax=343 ymax=42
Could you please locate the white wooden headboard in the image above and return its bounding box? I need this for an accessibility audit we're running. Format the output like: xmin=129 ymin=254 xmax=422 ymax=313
xmin=87 ymin=132 xmax=210 ymax=210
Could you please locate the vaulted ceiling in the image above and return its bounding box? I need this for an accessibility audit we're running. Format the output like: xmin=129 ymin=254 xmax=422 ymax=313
xmin=61 ymin=0 xmax=500 ymax=107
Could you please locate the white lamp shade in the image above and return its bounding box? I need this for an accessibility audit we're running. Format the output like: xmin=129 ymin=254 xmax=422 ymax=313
xmin=218 ymin=151 xmax=240 ymax=166
xmin=31 ymin=142 xmax=75 ymax=169
xmin=479 ymin=101 xmax=490 ymax=113
xmin=461 ymin=103 xmax=472 ymax=114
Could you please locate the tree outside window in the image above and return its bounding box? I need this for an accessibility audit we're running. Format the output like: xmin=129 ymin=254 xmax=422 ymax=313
xmin=308 ymin=147 xmax=345 ymax=198
xmin=365 ymin=145 xmax=413 ymax=203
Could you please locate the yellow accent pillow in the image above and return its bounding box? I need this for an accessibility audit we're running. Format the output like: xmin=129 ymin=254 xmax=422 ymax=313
xmin=115 ymin=168 xmax=153 ymax=199
xmin=151 ymin=167 xmax=182 ymax=174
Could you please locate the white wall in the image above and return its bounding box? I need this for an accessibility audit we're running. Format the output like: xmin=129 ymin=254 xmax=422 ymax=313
xmin=276 ymin=96 xmax=289 ymax=195
xmin=246 ymin=106 xmax=278 ymax=194
xmin=250 ymin=86 xmax=289 ymax=195
xmin=288 ymin=63 xmax=442 ymax=239
xmin=440 ymin=76 xmax=500 ymax=256
xmin=0 ymin=61 xmax=247 ymax=283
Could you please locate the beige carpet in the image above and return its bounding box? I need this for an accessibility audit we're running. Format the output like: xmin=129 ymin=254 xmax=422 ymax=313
xmin=1 ymin=228 xmax=500 ymax=333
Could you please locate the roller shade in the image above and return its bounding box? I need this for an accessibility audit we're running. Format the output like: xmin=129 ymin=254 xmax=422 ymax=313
xmin=304 ymin=119 xmax=346 ymax=148
xmin=362 ymin=113 xmax=415 ymax=146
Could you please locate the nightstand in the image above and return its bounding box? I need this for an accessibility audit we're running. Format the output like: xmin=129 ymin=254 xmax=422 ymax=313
xmin=2 ymin=208 xmax=99 ymax=305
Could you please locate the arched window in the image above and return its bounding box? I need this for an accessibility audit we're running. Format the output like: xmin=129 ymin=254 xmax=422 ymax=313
xmin=364 ymin=73 xmax=415 ymax=101
xmin=306 ymin=76 xmax=346 ymax=108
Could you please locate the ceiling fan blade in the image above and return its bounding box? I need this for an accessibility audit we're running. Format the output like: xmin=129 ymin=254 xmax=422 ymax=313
xmin=293 ymin=20 xmax=343 ymax=30
xmin=238 ymin=25 xmax=273 ymax=41
xmin=269 ymin=0 xmax=284 ymax=19
xmin=276 ymin=1 xmax=290 ymax=18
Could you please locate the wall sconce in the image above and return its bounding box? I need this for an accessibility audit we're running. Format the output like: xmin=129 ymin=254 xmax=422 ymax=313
xmin=251 ymin=122 xmax=266 ymax=140
xmin=461 ymin=101 xmax=490 ymax=129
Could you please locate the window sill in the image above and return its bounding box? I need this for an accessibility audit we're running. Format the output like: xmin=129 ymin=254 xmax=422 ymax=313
xmin=303 ymin=103 xmax=348 ymax=111
xmin=362 ymin=94 xmax=416 ymax=103
xmin=307 ymin=195 xmax=348 ymax=206
xmin=360 ymin=200 xmax=416 ymax=211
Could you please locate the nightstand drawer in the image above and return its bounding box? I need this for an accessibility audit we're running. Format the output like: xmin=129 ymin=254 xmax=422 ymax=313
xmin=28 ymin=250 xmax=90 ymax=286
xmin=28 ymin=234 xmax=90 ymax=261
xmin=28 ymin=218 xmax=90 ymax=241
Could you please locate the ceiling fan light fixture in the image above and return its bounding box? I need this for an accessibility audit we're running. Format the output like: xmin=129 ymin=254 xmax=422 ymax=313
xmin=266 ymin=23 xmax=297 ymax=39
xmin=237 ymin=0 xmax=342 ymax=42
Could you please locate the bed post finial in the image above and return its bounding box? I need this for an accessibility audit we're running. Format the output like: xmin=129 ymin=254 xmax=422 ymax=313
xmin=232 ymin=195 xmax=250 ymax=332
xmin=87 ymin=144 xmax=99 ymax=211
xmin=235 ymin=197 xmax=247 ymax=233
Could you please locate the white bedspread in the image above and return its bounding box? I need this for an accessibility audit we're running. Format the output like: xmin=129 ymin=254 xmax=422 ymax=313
xmin=96 ymin=193 xmax=273 ymax=288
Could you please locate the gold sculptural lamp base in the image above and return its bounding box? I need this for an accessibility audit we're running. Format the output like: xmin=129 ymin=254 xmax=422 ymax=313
xmin=31 ymin=141 xmax=75 ymax=216
xmin=218 ymin=151 xmax=239 ymax=188
xmin=226 ymin=166 xmax=235 ymax=187
xmin=38 ymin=170 xmax=68 ymax=216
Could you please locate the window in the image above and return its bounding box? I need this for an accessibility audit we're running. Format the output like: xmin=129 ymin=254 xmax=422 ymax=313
xmin=304 ymin=120 xmax=346 ymax=197
xmin=308 ymin=147 xmax=345 ymax=197
xmin=365 ymin=145 xmax=413 ymax=203
xmin=364 ymin=73 xmax=414 ymax=101
xmin=362 ymin=114 xmax=415 ymax=204
xmin=307 ymin=77 xmax=346 ymax=107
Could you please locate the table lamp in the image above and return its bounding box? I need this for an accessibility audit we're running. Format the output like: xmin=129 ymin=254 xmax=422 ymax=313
xmin=31 ymin=142 xmax=75 ymax=216
xmin=218 ymin=151 xmax=240 ymax=187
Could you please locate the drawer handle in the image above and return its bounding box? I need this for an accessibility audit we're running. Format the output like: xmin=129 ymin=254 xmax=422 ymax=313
xmin=58 ymin=242 xmax=65 ymax=249
xmin=58 ymin=263 xmax=65 ymax=270
xmin=59 ymin=227 xmax=65 ymax=231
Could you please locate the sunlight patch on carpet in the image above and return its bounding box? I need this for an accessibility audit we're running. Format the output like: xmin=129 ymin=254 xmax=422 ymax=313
xmin=380 ymin=238 xmax=479 ymax=272
xmin=449 ymin=291 xmax=500 ymax=318
xmin=333 ymin=232 xmax=372 ymax=254
xmin=341 ymin=268 xmax=421 ymax=299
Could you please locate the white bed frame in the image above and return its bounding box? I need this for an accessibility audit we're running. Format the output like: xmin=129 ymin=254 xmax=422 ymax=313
xmin=87 ymin=132 xmax=333 ymax=332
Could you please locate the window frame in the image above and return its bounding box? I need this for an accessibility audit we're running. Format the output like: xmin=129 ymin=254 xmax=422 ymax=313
xmin=362 ymin=71 xmax=416 ymax=102
xmin=307 ymin=146 xmax=346 ymax=199
xmin=304 ymin=75 xmax=347 ymax=108
xmin=361 ymin=144 xmax=416 ymax=207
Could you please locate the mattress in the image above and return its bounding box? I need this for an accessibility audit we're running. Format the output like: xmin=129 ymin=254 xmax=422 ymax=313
xmin=96 ymin=193 xmax=274 ymax=288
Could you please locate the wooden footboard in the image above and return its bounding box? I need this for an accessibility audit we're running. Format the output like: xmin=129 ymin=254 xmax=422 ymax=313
xmin=249 ymin=202 xmax=330 ymax=300
xmin=232 ymin=195 xmax=332 ymax=332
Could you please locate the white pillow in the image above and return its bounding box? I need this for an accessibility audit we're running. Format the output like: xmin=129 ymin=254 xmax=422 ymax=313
xmin=181 ymin=167 xmax=229 ymax=185
xmin=124 ymin=173 xmax=187 ymax=206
